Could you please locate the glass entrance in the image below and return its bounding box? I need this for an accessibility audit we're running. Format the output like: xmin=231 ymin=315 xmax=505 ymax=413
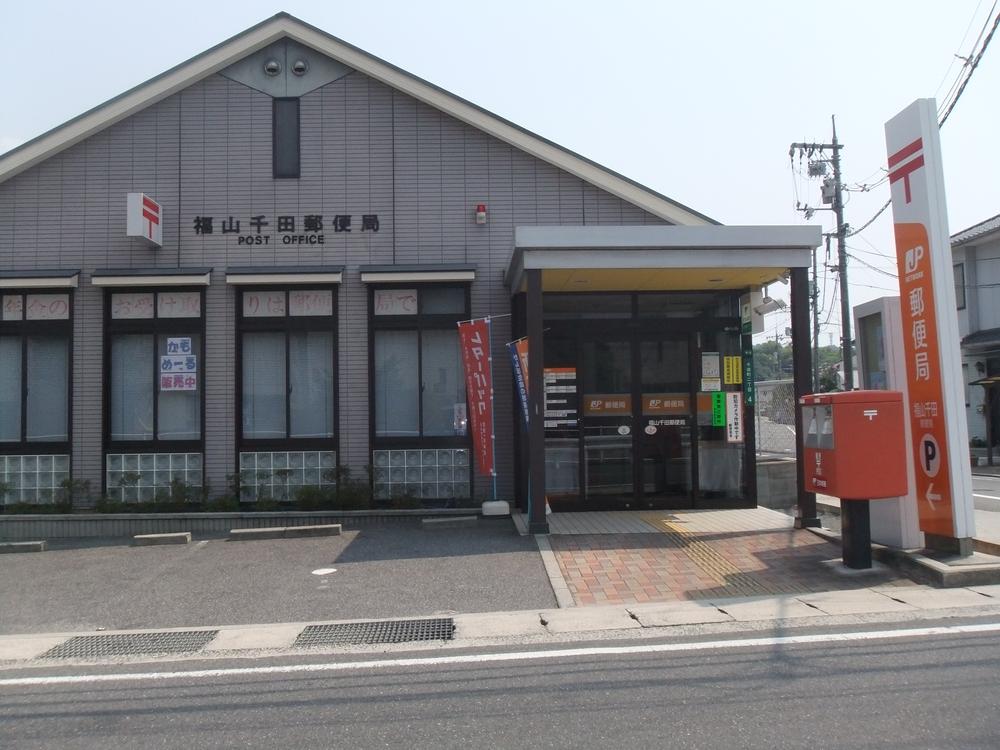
xmin=580 ymin=339 xmax=633 ymax=503
xmin=576 ymin=334 xmax=696 ymax=509
xmin=638 ymin=336 xmax=693 ymax=507
xmin=537 ymin=291 xmax=748 ymax=511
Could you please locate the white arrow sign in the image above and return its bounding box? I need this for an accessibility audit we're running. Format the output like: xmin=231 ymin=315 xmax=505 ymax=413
xmin=926 ymin=482 xmax=942 ymax=509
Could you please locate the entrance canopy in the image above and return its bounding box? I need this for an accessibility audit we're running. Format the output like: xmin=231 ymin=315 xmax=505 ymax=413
xmin=505 ymin=225 xmax=819 ymax=293
xmin=507 ymin=224 xmax=822 ymax=534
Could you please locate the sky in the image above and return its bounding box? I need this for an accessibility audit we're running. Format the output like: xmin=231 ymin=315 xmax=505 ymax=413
xmin=3 ymin=1 xmax=998 ymax=347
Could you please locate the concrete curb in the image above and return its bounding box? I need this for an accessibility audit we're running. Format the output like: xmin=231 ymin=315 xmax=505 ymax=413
xmin=228 ymin=527 xmax=286 ymax=541
xmin=0 ymin=509 xmax=477 ymax=541
xmin=421 ymin=516 xmax=477 ymax=529
xmin=283 ymin=524 xmax=341 ymax=538
xmin=0 ymin=541 xmax=46 ymax=553
xmin=3 ymin=584 xmax=1000 ymax=665
xmin=132 ymin=532 xmax=191 ymax=546
xmin=534 ymin=535 xmax=574 ymax=608
xmin=228 ymin=525 xmax=342 ymax=541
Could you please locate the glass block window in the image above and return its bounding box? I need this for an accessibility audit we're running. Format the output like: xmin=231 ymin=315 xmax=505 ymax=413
xmin=239 ymin=450 xmax=336 ymax=502
xmin=105 ymin=453 xmax=203 ymax=503
xmin=372 ymin=449 xmax=470 ymax=501
xmin=0 ymin=454 xmax=70 ymax=505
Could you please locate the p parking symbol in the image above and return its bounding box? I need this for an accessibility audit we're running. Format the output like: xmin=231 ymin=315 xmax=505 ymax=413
xmin=920 ymin=434 xmax=940 ymax=478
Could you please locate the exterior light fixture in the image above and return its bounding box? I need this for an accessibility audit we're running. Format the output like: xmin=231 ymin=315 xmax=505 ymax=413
xmin=475 ymin=203 xmax=487 ymax=225
xmin=291 ymin=59 xmax=308 ymax=76
xmin=753 ymin=297 xmax=786 ymax=315
xmin=263 ymin=59 xmax=281 ymax=76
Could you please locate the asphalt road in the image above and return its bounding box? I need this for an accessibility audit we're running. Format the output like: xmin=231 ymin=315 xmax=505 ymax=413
xmin=3 ymin=617 xmax=999 ymax=749
xmin=0 ymin=520 xmax=556 ymax=634
xmin=974 ymin=473 xmax=1000 ymax=511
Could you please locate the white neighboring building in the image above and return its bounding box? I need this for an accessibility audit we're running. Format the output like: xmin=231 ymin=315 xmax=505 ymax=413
xmin=951 ymin=214 xmax=1000 ymax=448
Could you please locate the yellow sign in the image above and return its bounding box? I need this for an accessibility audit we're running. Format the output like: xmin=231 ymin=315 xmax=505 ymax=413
xmin=723 ymin=356 xmax=743 ymax=385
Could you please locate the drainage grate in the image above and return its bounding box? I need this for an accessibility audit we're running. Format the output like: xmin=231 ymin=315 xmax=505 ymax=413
xmin=294 ymin=618 xmax=455 ymax=648
xmin=40 ymin=630 xmax=219 ymax=659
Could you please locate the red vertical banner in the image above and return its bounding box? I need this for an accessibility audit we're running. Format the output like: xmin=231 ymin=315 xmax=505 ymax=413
xmin=458 ymin=319 xmax=495 ymax=476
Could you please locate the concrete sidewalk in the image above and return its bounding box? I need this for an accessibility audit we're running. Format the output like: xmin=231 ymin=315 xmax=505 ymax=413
xmin=518 ymin=507 xmax=915 ymax=608
xmin=816 ymin=491 xmax=1000 ymax=552
xmin=5 ymin=506 xmax=1000 ymax=669
xmin=2 ymin=582 xmax=999 ymax=666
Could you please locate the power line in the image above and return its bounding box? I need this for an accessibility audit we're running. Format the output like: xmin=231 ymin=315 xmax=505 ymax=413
xmin=846 ymin=199 xmax=891 ymax=238
xmin=845 ymin=4 xmax=999 ymax=240
xmin=856 ymin=233 xmax=895 ymax=259
xmin=934 ymin=0 xmax=987 ymax=98
xmin=847 ymin=252 xmax=899 ymax=280
xmin=939 ymin=5 xmax=1000 ymax=125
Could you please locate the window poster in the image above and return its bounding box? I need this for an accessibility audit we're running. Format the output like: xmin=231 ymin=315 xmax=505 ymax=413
xmin=157 ymin=292 xmax=201 ymax=318
xmin=289 ymin=289 xmax=333 ymax=316
xmin=243 ymin=291 xmax=286 ymax=317
xmin=726 ymin=392 xmax=744 ymax=443
xmin=702 ymin=352 xmax=721 ymax=379
xmin=25 ymin=294 xmax=70 ymax=320
xmin=111 ymin=292 xmax=154 ymax=319
xmin=374 ymin=289 xmax=418 ymax=316
xmin=2 ymin=295 xmax=23 ymax=320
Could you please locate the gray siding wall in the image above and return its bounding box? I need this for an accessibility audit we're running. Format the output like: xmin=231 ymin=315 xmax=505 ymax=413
xmin=0 ymin=69 xmax=668 ymax=503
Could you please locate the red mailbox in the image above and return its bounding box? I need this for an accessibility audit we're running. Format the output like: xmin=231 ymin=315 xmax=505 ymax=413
xmin=800 ymin=390 xmax=908 ymax=500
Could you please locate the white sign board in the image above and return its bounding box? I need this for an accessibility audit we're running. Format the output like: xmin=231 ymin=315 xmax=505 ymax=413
xmin=725 ymin=392 xmax=744 ymax=443
xmin=886 ymin=98 xmax=974 ymax=541
xmin=160 ymin=355 xmax=197 ymax=373
xmin=160 ymin=372 xmax=197 ymax=391
xmin=166 ymin=337 xmax=193 ymax=355
xmin=701 ymin=352 xmax=720 ymax=378
xmin=126 ymin=192 xmax=162 ymax=247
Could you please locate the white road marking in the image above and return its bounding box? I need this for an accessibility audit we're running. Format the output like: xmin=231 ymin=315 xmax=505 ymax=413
xmin=311 ymin=568 xmax=337 ymax=576
xmin=3 ymin=622 xmax=1000 ymax=688
xmin=974 ymin=493 xmax=1000 ymax=501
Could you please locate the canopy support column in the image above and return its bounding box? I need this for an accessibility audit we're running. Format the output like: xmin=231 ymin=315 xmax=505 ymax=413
xmin=526 ymin=268 xmax=549 ymax=534
xmin=791 ymin=265 xmax=820 ymax=528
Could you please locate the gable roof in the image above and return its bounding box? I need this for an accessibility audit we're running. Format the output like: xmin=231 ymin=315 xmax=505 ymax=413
xmin=951 ymin=213 xmax=1000 ymax=246
xmin=0 ymin=13 xmax=716 ymax=227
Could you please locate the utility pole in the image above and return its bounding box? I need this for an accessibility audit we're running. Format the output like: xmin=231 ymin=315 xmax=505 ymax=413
xmin=830 ymin=116 xmax=852 ymax=390
xmin=790 ymin=115 xmax=852 ymax=391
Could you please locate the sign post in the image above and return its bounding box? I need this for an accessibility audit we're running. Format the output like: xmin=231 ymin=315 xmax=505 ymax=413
xmin=885 ymin=98 xmax=975 ymax=554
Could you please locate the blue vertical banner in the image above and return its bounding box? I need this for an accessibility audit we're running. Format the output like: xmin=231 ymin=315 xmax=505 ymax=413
xmin=508 ymin=338 xmax=530 ymax=428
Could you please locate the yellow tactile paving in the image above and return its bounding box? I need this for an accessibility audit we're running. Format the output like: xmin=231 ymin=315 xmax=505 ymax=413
xmin=641 ymin=514 xmax=771 ymax=595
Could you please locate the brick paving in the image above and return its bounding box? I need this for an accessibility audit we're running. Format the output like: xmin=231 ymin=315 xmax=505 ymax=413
xmin=550 ymin=523 xmax=912 ymax=607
